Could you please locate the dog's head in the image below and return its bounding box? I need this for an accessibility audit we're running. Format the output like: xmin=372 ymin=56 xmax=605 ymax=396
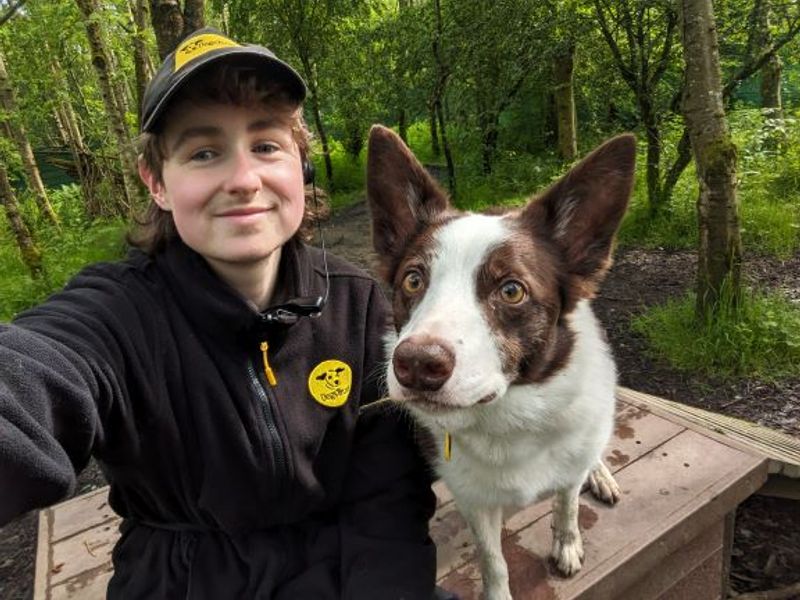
xmin=367 ymin=126 xmax=635 ymax=426
xmin=316 ymin=367 xmax=346 ymax=389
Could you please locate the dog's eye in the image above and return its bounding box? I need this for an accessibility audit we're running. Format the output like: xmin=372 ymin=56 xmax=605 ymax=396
xmin=401 ymin=271 xmax=424 ymax=295
xmin=499 ymin=280 xmax=526 ymax=304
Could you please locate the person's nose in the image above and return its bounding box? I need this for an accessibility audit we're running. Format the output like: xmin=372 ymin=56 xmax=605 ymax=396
xmin=223 ymin=149 xmax=262 ymax=197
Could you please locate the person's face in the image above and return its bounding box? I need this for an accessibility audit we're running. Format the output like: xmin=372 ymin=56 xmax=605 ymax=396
xmin=139 ymin=102 xmax=306 ymax=268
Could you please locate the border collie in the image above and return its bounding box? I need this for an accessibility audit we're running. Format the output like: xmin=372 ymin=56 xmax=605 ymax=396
xmin=366 ymin=126 xmax=636 ymax=600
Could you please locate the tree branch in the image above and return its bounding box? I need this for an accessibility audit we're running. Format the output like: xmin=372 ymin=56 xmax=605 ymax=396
xmin=649 ymin=7 xmax=677 ymax=88
xmin=594 ymin=0 xmax=638 ymax=92
xmin=0 ymin=0 xmax=27 ymax=28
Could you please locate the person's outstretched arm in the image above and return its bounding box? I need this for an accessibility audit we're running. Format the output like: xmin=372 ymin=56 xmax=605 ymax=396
xmin=0 ymin=263 xmax=133 ymax=524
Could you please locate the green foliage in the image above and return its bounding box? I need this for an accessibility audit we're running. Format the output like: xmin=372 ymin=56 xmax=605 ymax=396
xmin=632 ymin=287 xmax=800 ymax=381
xmin=453 ymin=149 xmax=565 ymax=211
xmin=312 ymin=138 xmax=366 ymax=198
xmin=618 ymin=110 xmax=800 ymax=256
xmin=0 ymin=185 xmax=126 ymax=321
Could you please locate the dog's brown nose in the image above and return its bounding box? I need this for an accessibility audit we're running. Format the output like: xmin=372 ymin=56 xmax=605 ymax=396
xmin=393 ymin=336 xmax=455 ymax=391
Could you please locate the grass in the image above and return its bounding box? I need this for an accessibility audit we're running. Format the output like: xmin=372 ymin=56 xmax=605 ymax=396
xmin=632 ymin=287 xmax=800 ymax=382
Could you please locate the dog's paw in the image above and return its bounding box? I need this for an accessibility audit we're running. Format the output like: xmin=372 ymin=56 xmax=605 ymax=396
xmin=586 ymin=464 xmax=621 ymax=505
xmin=551 ymin=533 xmax=584 ymax=577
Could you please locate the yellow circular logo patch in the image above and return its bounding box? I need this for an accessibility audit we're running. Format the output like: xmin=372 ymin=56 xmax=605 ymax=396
xmin=308 ymin=360 xmax=352 ymax=408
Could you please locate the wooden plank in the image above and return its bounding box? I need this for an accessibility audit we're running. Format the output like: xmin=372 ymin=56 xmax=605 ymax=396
xmin=50 ymin=517 xmax=121 ymax=586
xmin=620 ymin=521 xmax=723 ymax=599
xmin=50 ymin=566 xmax=113 ymax=600
xmin=617 ymin=387 xmax=800 ymax=478
xmin=437 ymin=429 xmax=768 ymax=599
xmin=33 ymin=509 xmax=52 ymax=600
xmin=659 ymin=550 xmax=724 ymax=600
xmin=50 ymin=487 xmax=116 ymax=543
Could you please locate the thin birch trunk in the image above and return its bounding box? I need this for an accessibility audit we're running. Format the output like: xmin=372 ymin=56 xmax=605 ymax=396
xmin=75 ymin=0 xmax=141 ymax=215
xmin=432 ymin=0 xmax=454 ymax=194
xmin=131 ymin=0 xmax=151 ymax=126
xmin=680 ymin=0 xmax=742 ymax=316
xmin=0 ymin=162 xmax=43 ymax=278
xmin=0 ymin=52 xmax=59 ymax=228
xmin=553 ymin=44 xmax=577 ymax=162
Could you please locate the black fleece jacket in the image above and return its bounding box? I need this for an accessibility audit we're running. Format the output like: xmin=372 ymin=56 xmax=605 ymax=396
xmin=0 ymin=238 xmax=436 ymax=599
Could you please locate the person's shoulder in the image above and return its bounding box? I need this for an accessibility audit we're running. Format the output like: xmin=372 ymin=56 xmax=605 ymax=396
xmin=67 ymin=247 xmax=157 ymax=287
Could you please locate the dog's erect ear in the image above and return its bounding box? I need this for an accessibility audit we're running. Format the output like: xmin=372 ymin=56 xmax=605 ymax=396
xmin=367 ymin=125 xmax=450 ymax=274
xmin=523 ymin=134 xmax=636 ymax=299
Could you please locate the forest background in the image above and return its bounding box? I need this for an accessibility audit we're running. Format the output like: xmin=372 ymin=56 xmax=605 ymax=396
xmin=0 ymin=0 xmax=799 ymax=409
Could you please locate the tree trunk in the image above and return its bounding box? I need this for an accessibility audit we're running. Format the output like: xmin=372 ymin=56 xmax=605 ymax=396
xmin=553 ymin=43 xmax=577 ymax=161
xmin=304 ymin=73 xmax=333 ymax=190
xmin=428 ymin=104 xmax=440 ymax=157
xmin=761 ymin=55 xmax=783 ymax=118
xmin=760 ymin=54 xmax=784 ymax=150
xmin=149 ymin=0 xmax=205 ymax=59
xmin=0 ymin=162 xmax=43 ymax=278
xmin=435 ymin=99 xmax=455 ymax=197
xmin=75 ymin=0 xmax=141 ymax=215
xmin=480 ymin=111 xmax=499 ymax=175
xmin=432 ymin=0 xmax=453 ymax=194
xmin=637 ymin=90 xmax=665 ymax=216
xmin=748 ymin=0 xmax=784 ymax=147
xmin=131 ymin=0 xmax=151 ymax=127
xmin=398 ymin=108 xmax=407 ymax=144
xmin=680 ymin=0 xmax=742 ymax=316
xmin=0 ymin=52 xmax=59 ymax=228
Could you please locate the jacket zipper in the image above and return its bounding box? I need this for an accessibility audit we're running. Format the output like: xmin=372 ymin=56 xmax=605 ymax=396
xmin=247 ymin=343 xmax=288 ymax=491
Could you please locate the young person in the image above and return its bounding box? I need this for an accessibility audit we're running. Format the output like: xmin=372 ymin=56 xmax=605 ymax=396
xmin=0 ymin=27 xmax=437 ymax=598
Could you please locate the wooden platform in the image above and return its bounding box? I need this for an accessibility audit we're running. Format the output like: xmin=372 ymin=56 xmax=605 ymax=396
xmin=34 ymin=388 xmax=771 ymax=599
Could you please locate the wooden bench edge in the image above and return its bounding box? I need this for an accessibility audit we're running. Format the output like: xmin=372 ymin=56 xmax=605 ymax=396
xmin=617 ymin=386 xmax=799 ymax=477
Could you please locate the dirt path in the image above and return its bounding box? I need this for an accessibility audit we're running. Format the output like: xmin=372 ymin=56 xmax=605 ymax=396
xmin=1 ymin=200 xmax=798 ymax=598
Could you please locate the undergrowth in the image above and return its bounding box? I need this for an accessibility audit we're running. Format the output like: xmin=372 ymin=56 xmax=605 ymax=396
xmin=0 ymin=184 xmax=127 ymax=321
xmin=632 ymin=287 xmax=800 ymax=381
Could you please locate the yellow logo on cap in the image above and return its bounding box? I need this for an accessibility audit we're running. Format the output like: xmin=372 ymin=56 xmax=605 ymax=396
xmin=174 ymin=33 xmax=239 ymax=72
xmin=308 ymin=360 xmax=352 ymax=408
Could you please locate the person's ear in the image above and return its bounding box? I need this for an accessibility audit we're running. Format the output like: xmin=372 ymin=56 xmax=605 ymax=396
xmin=138 ymin=156 xmax=171 ymax=211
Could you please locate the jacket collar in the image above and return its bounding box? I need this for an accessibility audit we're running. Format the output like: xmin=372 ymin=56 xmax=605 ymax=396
xmin=156 ymin=237 xmax=321 ymax=343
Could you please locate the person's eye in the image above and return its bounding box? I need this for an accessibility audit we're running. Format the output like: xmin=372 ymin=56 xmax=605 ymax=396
xmin=189 ymin=148 xmax=218 ymax=162
xmin=253 ymin=141 xmax=280 ymax=154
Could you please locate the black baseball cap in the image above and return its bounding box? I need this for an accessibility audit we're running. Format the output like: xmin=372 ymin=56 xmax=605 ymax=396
xmin=140 ymin=27 xmax=307 ymax=133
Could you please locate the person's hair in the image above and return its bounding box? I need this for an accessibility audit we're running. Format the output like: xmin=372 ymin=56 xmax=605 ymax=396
xmin=128 ymin=63 xmax=327 ymax=255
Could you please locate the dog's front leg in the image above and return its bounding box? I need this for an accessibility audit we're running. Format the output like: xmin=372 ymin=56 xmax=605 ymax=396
xmin=550 ymin=485 xmax=584 ymax=576
xmin=461 ymin=505 xmax=511 ymax=600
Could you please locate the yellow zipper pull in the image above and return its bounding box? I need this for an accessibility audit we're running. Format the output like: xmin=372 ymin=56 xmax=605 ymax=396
xmin=444 ymin=431 xmax=452 ymax=461
xmin=260 ymin=341 xmax=277 ymax=386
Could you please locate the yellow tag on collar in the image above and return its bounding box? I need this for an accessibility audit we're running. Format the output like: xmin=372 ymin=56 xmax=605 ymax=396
xmin=308 ymin=360 xmax=352 ymax=408
xmin=175 ymin=33 xmax=240 ymax=72
xmin=444 ymin=431 xmax=452 ymax=461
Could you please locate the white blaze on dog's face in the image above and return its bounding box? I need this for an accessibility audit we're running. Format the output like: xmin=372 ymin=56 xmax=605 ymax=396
xmin=366 ymin=125 xmax=635 ymax=424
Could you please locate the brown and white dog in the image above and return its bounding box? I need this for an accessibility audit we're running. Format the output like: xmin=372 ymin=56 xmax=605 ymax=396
xmin=366 ymin=126 xmax=636 ymax=599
